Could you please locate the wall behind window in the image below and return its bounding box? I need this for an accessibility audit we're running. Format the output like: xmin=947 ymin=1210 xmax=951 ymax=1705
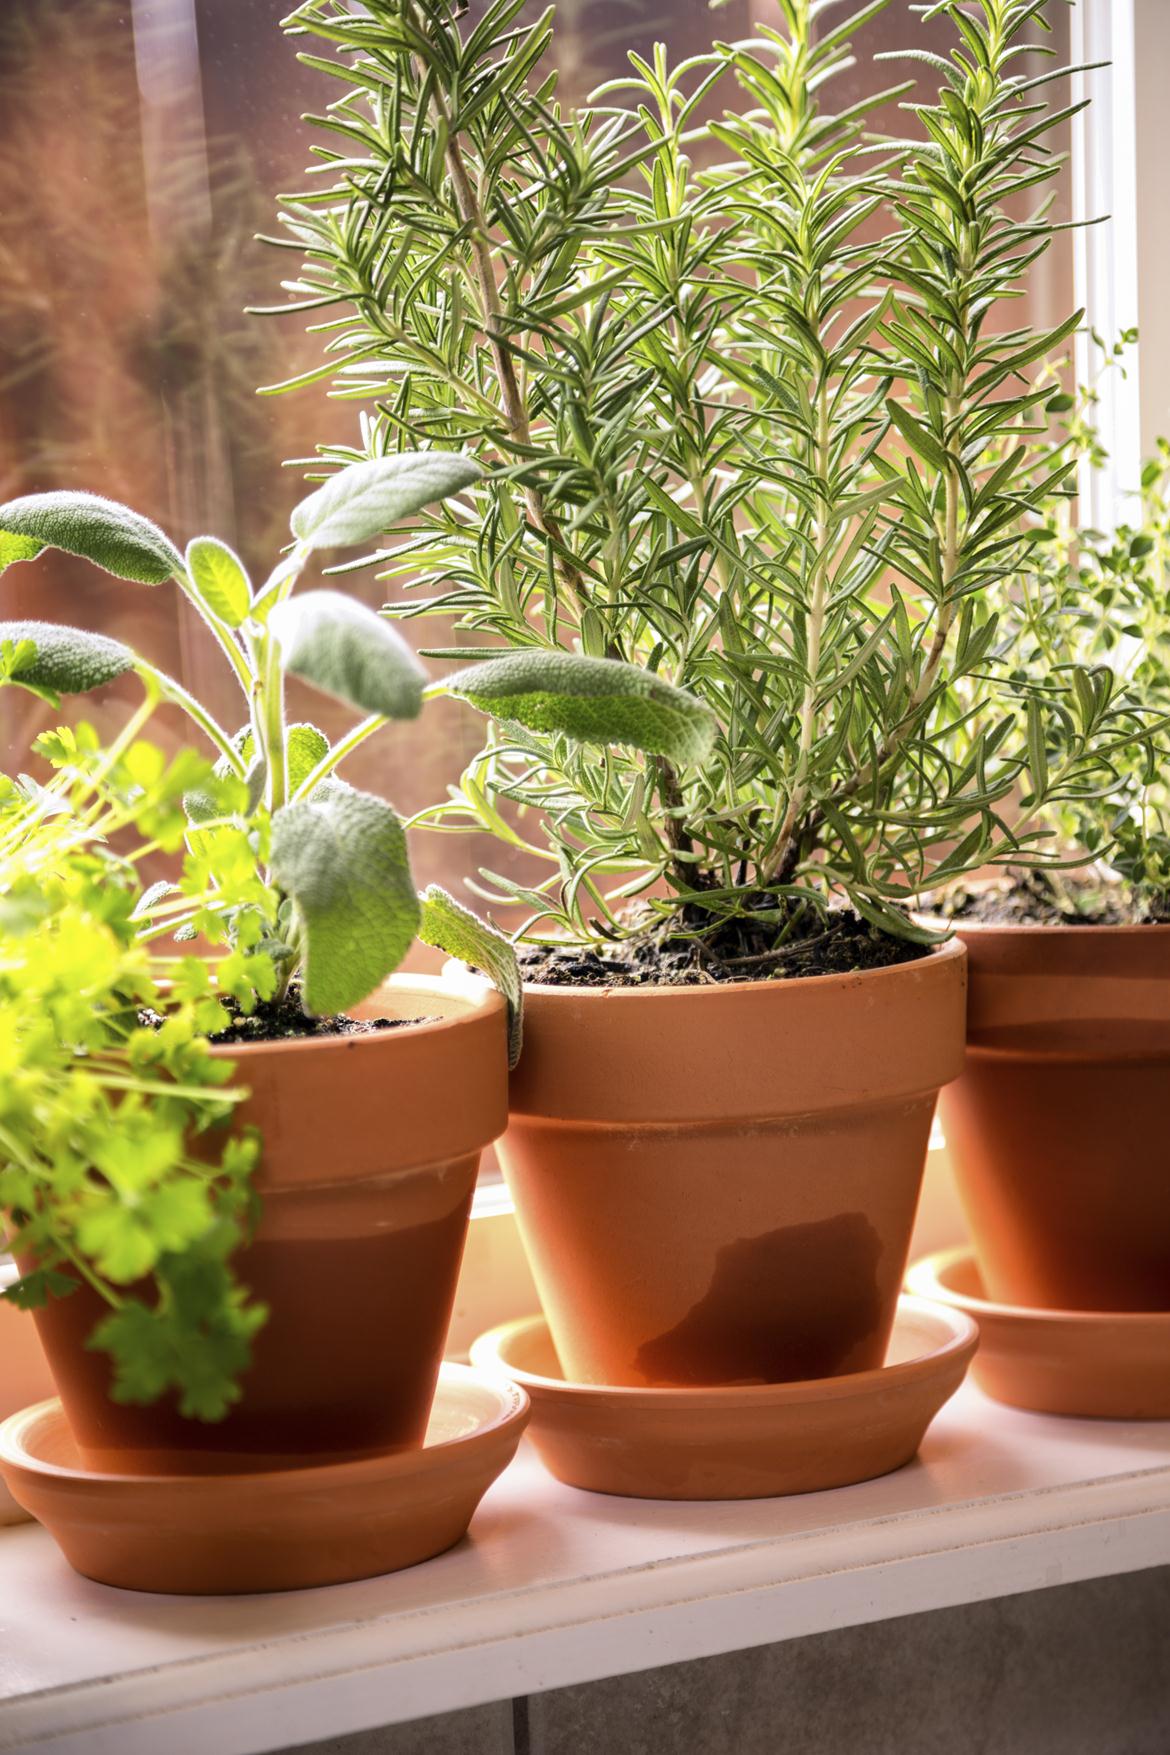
xmin=0 ymin=0 xmax=1071 ymax=938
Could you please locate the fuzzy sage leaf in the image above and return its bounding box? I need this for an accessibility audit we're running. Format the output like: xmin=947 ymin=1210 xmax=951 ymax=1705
xmin=290 ymin=453 xmax=483 ymax=551
xmin=443 ymin=652 xmax=718 ymax=765
xmin=269 ymin=785 xmax=420 ymax=1016
xmin=186 ymin=537 xmax=252 ymax=628
xmin=186 ymin=723 xmax=331 ymax=824
xmin=283 ymin=723 xmax=331 ymax=793
xmin=0 ymin=620 xmax=135 ymax=704
xmin=0 ymin=492 xmax=183 ymax=584
xmin=231 ymin=723 xmax=330 ymax=793
xmin=418 ymin=884 xmax=522 ymax=1067
xmin=269 ymin=590 xmax=425 ymax=720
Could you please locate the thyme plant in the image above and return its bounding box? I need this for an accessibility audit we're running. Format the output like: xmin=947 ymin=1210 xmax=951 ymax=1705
xmin=1074 ymin=453 xmax=1170 ymax=912
xmin=0 ymin=719 xmax=267 ymax=1419
xmin=948 ymin=419 xmax=1170 ymax=922
xmin=269 ymin=0 xmax=1138 ymax=970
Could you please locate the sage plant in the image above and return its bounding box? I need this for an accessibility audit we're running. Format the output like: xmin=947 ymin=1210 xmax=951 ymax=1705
xmin=0 ymin=456 xmax=710 ymax=1037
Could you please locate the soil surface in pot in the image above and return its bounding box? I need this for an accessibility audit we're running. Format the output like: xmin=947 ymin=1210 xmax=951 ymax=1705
xmin=142 ymin=984 xmax=436 ymax=1045
xmin=519 ymin=904 xmax=930 ymax=988
xmin=932 ymin=870 xmax=1162 ymax=927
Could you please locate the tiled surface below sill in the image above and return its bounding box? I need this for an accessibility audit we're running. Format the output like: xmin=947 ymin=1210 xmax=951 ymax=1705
xmin=288 ymin=1565 xmax=1170 ymax=1755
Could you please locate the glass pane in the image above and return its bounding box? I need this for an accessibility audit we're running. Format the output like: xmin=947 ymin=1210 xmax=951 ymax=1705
xmin=0 ymin=0 xmax=1074 ymax=907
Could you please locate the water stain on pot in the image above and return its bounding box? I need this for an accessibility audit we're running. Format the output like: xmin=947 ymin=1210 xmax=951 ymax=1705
xmin=635 ymin=1211 xmax=884 ymax=1386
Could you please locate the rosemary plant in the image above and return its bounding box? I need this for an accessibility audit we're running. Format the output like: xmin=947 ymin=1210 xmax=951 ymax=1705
xmin=269 ymin=0 xmax=1142 ymax=971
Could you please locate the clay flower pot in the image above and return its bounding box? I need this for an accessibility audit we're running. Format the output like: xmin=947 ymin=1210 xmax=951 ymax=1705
xmin=497 ymin=941 xmax=966 ymax=1388
xmin=0 ymin=1263 xmax=56 ymax=1524
xmin=939 ymin=923 xmax=1170 ymax=1312
xmin=29 ymin=976 xmax=508 ymax=1473
xmin=1 ymin=1367 xmax=530 ymax=1593
xmin=907 ymin=1248 xmax=1170 ymax=1418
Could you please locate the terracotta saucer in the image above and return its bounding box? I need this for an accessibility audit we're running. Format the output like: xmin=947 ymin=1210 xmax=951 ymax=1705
xmin=470 ymin=1296 xmax=976 ymax=1500
xmin=0 ymin=1364 xmax=529 ymax=1594
xmin=906 ymin=1248 xmax=1170 ymax=1419
xmin=0 ymin=1264 xmax=57 ymax=1527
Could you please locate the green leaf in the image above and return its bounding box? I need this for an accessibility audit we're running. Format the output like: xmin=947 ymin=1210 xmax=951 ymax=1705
xmin=290 ymin=453 xmax=484 ymax=551
xmin=286 ymin=722 xmax=331 ymax=792
xmin=269 ymin=785 xmax=420 ymax=1015
xmin=184 ymin=727 xmax=258 ymax=824
xmin=0 ymin=491 xmax=183 ymax=583
xmin=443 ymin=651 xmax=719 ymax=764
xmin=186 ymin=536 xmax=252 ymax=627
xmin=269 ymin=591 xmax=425 ymax=720
xmin=1 ymin=1268 xmax=79 ymax=1310
xmin=0 ymin=620 xmax=135 ymax=701
xmin=418 ymin=884 xmax=522 ymax=1067
xmin=885 ymin=400 xmax=950 ymax=474
xmin=1025 ymin=697 xmax=1049 ymax=801
xmin=189 ymin=722 xmax=331 ymax=826
xmin=90 ymin=1238 xmax=267 ymax=1423
xmin=850 ymin=889 xmax=943 ymax=944
xmin=192 ymin=722 xmax=327 ymax=816
xmin=0 ymin=532 xmax=42 ymax=571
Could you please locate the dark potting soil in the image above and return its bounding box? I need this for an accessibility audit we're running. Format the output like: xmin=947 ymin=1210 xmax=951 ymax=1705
xmin=144 ymin=985 xmax=434 ymax=1046
xmin=518 ymin=904 xmax=930 ymax=988
xmin=934 ymin=870 xmax=1148 ymax=928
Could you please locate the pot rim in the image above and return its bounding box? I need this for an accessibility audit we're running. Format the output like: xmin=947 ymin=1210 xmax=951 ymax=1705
xmin=516 ymin=931 xmax=965 ymax=1000
xmin=920 ymin=913 xmax=1170 ymax=940
xmin=207 ymin=970 xmax=503 ymax=1061
xmin=908 ymin=1247 xmax=1170 ymax=1326
xmin=470 ymin=1297 xmax=978 ymax=1406
xmin=0 ymin=1368 xmax=530 ymax=1490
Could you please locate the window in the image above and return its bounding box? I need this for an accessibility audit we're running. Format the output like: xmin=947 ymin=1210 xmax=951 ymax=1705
xmin=0 ymin=0 xmax=1086 ymax=918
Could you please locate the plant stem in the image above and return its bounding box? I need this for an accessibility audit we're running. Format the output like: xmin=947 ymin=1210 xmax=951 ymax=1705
xmin=137 ymin=664 xmax=246 ymax=776
xmin=176 ymin=573 xmax=254 ymax=695
xmin=424 ymin=54 xmax=596 ymax=628
xmin=261 ymin=634 xmax=288 ymax=812
xmin=763 ymin=384 xmax=832 ymax=885
xmin=55 ymin=1240 xmax=125 ymax=1310
xmin=777 ymin=398 xmax=966 ymax=875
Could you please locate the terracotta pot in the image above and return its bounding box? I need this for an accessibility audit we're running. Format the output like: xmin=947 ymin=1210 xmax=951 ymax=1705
xmin=496 ymin=941 xmax=967 ymax=1388
xmin=907 ymin=1249 xmax=1170 ymax=1419
xmin=0 ymin=1367 xmax=530 ymax=1593
xmin=471 ymin=1299 xmax=977 ymax=1500
xmin=28 ymin=976 xmax=508 ymax=1473
xmin=0 ymin=1263 xmax=56 ymax=1524
xmin=939 ymin=924 xmax=1170 ymax=1311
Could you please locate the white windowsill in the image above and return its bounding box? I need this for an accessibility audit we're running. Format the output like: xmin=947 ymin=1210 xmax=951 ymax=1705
xmin=3 ymin=1148 xmax=1165 ymax=1755
xmin=0 ymin=1381 xmax=1167 ymax=1755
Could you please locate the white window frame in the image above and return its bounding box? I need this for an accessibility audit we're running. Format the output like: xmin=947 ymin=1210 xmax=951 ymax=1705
xmin=1073 ymin=0 xmax=1170 ymax=526
xmin=1071 ymin=0 xmax=1141 ymax=527
xmin=1131 ymin=0 xmax=1170 ymax=461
